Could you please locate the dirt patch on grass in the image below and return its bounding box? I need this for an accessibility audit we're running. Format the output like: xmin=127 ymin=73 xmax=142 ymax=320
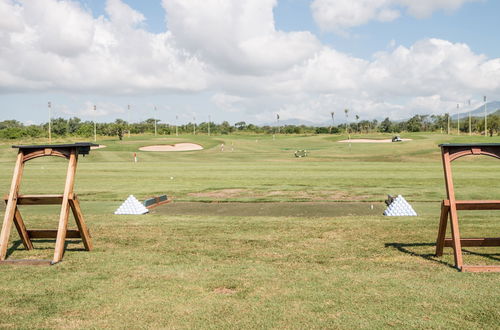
xmin=213 ymin=287 xmax=238 ymax=295
xmin=91 ymin=144 xmax=106 ymax=150
xmin=139 ymin=143 xmax=203 ymax=151
xmin=152 ymin=202 xmax=385 ymax=217
xmin=338 ymin=139 xmax=412 ymax=143
xmin=187 ymin=189 xmax=371 ymax=201
xmin=188 ymin=189 xmax=249 ymax=198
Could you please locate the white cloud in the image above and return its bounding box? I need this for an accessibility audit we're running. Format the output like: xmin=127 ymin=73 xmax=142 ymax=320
xmin=311 ymin=0 xmax=479 ymax=32
xmin=163 ymin=0 xmax=321 ymax=75
xmin=0 ymin=0 xmax=207 ymax=94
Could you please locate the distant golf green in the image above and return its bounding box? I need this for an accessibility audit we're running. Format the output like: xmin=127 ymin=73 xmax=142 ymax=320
xmin=0 ymin=133 xmax=499 ymax=328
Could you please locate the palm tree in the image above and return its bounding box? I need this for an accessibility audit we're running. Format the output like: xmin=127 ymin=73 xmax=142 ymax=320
xmin=355 ymin=114 xmax=360 ymax=133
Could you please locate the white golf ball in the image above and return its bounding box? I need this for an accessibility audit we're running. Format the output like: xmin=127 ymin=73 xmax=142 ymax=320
xmin=170 ymin=177 xmax=174 ymax=180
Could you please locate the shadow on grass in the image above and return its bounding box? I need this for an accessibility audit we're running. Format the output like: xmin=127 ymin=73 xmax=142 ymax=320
xmin=5 ymin=239 xmax=86 ymax=258
xmin=462 ymin=249 xmax=500 ymax=262
xmin=386 ymin=242 xmax=500 ymax=270
xmin=385 ymin=242 xmax=456 ymax=270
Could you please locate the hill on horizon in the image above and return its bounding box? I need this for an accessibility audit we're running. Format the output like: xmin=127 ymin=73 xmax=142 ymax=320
xmin=451 ymin=101 xmax=500 ymax=119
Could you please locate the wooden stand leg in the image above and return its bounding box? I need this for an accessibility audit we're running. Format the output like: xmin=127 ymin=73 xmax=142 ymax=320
xmin=52 ymin=151 xmax=77 ymax=264
xmin=448 ymin=203 xmax=463 ymax=270
xmin=13 ymin=207 xmax=33 ymax=250
xmin=435 ymin=202 xmax=449 ymax=257
xmin=0 ymin=152 xmax=26 ymax=260
xmin=69 ymin=196 xmax=93 ymax=251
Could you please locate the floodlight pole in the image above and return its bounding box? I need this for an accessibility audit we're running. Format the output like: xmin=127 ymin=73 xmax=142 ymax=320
xmin=154 ymin=106 xmax=157 ymax=136
xmin=330 ymin=112 xmax=334 ymax=134
xmin=484 ymin=96 xmax=487 ymax=136
xmin=447 ymin=112 xmax=450 ymax=135
xmin=48 ymin=101 xmax=52 ymax=143
xmin=468 ymin=99 xmax=472 ymax=136
xmin=457 ymin=104 xmax=460 ymax=135
xmin=93 ymin=105 xmax=97 ymax=142
xmin=127 ymin=104 xmax=131 ymax=138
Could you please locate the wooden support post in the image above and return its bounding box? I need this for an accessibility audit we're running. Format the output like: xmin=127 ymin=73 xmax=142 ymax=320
xmin=69 ymin=196 xmax=93 ymax=251
xmin=52 ymin=150 xmax=77 ymax=264
xmin=435 ymin=202 xmax=449 ymax=257
xmin=441 ymin=149 xmax=463 ymax=270
xmin=0 ymin=151 xmax=27 ymax=260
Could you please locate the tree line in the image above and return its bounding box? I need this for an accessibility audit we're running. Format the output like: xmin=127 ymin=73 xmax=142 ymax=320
xmin=1 ymin=112 xmax=499 ymax=140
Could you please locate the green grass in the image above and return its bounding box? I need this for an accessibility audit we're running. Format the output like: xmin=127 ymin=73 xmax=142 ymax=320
xmin=0 ymin=132 xmax=499 ymax=328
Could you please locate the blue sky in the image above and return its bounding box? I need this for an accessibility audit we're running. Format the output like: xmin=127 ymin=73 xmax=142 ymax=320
xmin=1 ymin=0 xmax=499 ymax=125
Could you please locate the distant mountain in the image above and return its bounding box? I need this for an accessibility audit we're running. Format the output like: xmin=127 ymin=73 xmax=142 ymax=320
xmin=451 ymin=101 xmax=500 ymax=119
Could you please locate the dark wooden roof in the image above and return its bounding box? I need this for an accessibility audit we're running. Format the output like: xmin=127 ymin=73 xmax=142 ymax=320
xmin=12 ymin=143 xmax=98 ymax=155
xmin=439 ymin=143 xmax=500 ymax=147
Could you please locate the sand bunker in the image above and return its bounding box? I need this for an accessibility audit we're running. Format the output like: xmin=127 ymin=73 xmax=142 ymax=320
xmin=91 ymin=144 xmax=106 ymax=149
xmin=338 ymin=138 xmax=412 ymax=143
xmin=139 ymin=143 xmax=204 ymax=152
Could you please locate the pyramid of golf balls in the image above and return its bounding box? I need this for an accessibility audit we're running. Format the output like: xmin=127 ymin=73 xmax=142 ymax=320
xmin=114 ymin=195 xmax=149 ymax=215
xmin=383 ymin=195 xmax=417 ymax=216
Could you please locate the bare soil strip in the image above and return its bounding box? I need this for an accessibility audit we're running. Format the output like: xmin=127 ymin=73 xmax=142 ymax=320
xmin=151 ymin=202 xmax=385 ymax=217
xmin=139 ymin=143 xmax=204 ymax=152
xmin=91 ymin=144 xmax=106 ymax=149
xmin=338 ymin=138 xmax=412 ymax=143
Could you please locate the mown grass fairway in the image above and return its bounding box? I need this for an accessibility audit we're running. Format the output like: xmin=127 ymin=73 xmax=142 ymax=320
xmin=0 ymin=133 xmax=499 ymax=328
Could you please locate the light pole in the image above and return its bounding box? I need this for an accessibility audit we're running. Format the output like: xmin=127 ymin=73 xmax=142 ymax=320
xmin=447 ymin=112 xmax=450 ymax=135
xmin=48 ymin=101 xmax=52 ymax=143
xmin=127 ymin=104 xmax=131 ymax=138
xmin=344 ymin=109 xmax=349 ymax=136
xmin=468 ymin=99 xmax=472 ymax=136
xmin=93 ymin=105 xmax=97 ymax=142
xmin=484 ymin=96 xmax=487 ymax=136
xmin=193 ymin=116 xmax=196 ymax=135
xmin=154 ymin=106 xmax=157 ymax=136
xmin=330 ymin=112 xmax=334 ymax=134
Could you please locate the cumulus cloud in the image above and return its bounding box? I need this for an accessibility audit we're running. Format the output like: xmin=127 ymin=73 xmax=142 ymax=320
xmin=163 ymin=0 xmax=321 ymax=75
xmin=311 ymin=0 xmax=480 ymax=32
xmin=0 ymin=0 xmax=207 ymax=94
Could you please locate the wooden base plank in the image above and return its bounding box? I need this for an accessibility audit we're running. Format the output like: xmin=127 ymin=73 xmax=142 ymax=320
xmin=443 ymin=199 xmax=500 ymax=210
xmin=27 ymin=229 xmax=81 ymax=239
xmin=461 ymin=265 xmax=500 ymax=272
xmin=0 ymin=259 xmax=52 ymax=266
xmin=3 ymin=194 xmax=66 ymax=205
xmin=145 ymin=199 xmax=171 ymax=209
xmin=444 ymin=238 xmax=500 ymax=247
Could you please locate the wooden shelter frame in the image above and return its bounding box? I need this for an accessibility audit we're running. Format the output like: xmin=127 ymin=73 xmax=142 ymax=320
xmin=0 ymin=143 xmax=95 ymax=265
xmin=435 ymin=143 xmax=500 ymax=272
